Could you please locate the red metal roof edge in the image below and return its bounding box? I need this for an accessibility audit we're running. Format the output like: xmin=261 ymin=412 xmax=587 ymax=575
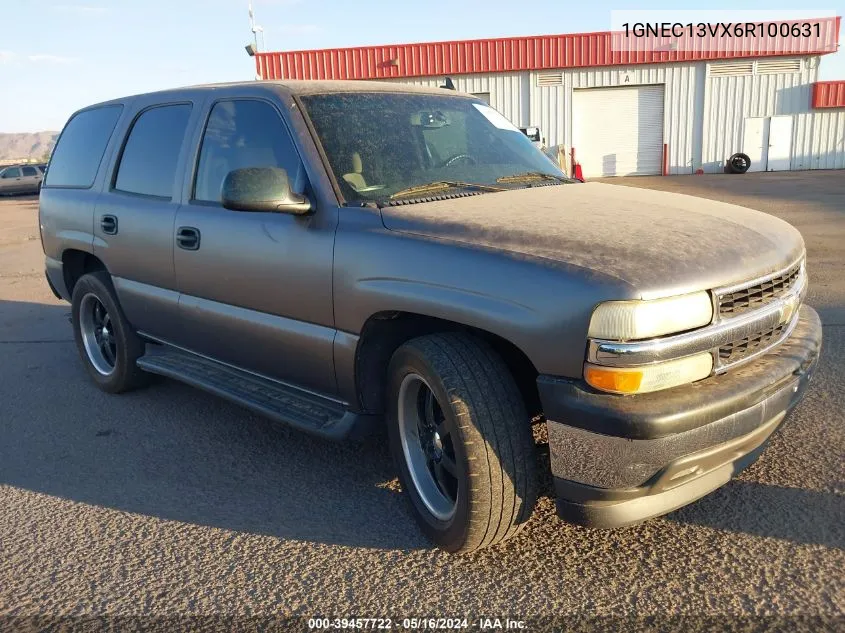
xmin=812 ymin=80 xmax=845 ymax=108
xmin=258 ymin=28 xmax=623 ymax=58
xmin=256 ymin=16 xmax=841 ymax=81
xmin=261 ymin=17 xmax=841 ymax=59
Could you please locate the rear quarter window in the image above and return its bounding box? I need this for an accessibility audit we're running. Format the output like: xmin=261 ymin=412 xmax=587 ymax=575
xmin=45 ymin=105 xmax=123 ymax=188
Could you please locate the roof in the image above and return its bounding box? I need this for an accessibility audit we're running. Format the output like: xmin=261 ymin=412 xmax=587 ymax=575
xmin=256 ymin=17 xmax=841 ymax=81
xmin=271 ymin=79 xmax=478 ymax=96
xmin=77 ymin=79 xmax=469 ymax=113
xmin=812 ymin=80 xmax=845 ymax=108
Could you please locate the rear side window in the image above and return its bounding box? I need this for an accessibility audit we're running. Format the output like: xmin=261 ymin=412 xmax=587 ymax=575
xmin=114 ymin=104 xmax=192 ymax=198
xmin=45 ymin=105 xmax=123 ymax=188
xmin=194 ymin=100 xmax=302 ymax=204
xmin=22 ymin=166 xmax=38 ymax=177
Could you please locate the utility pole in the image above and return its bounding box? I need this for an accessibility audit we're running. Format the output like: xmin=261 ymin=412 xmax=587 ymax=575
xmin=247 ymin=1 xmax=264 ymax=52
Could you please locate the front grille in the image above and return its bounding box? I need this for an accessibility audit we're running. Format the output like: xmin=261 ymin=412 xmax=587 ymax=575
xmin=719 ymin=324 xmax=786 ymax=364
xmin=719 ymin=263 xmax=801 ymax=317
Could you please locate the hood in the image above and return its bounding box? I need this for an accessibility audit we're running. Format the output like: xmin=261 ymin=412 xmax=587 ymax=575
xmin=379 ymin=182 xmax=805 ymax=299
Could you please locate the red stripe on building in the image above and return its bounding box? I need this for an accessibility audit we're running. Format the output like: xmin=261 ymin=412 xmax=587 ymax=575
xmin=812 ymin=80 xmax=845 ymax=108
xmin=256 ymin=17 xmax=840 ymax=81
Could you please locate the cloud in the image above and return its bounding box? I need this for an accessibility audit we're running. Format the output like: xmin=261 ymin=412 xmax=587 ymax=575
xmin=256 ymin=0 xmax=303 ymax=5
xmin=27 ymin=54 xmax=79 ymax=65
xmin=53 ymin=4 xmax=110 ymax=14
xmin=0 ymin=51 xmax=78 ymax=65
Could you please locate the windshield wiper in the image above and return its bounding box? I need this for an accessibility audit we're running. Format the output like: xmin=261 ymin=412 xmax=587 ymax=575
xmin=390 ymin=180 xmax=506 ymax=199
xmin=495 ymin=171 xmax=568 ymax=184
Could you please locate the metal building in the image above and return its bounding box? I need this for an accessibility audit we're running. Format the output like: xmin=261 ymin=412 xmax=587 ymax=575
xmin=255 ymin=18 xmax=845 ymax=177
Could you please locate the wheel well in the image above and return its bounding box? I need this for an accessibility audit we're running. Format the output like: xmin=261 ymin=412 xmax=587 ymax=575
xmin=62 ymin=250 xmax=106 ymax=297
xmin=355 ymin=311 xmax=541 ymax=418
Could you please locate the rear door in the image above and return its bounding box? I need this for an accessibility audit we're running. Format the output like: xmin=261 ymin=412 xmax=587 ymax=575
xmin=94 ymin=98 xmax=200 ymax=341
xmin=39 ymin=104 xmax=125 ymax=286
xmin=21 ymin=166 xmax=42 ymax=193
xmin=767 ymin=116 xmax=793 ymax=171
xmin=173 ymin=96 xmax=338 ymax=397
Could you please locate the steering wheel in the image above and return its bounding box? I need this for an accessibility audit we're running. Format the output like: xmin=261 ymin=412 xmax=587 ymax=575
xmin=442 ymin=153 xmax=478 ymax=167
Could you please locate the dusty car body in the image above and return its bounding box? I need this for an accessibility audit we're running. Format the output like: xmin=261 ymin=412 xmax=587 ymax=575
xmin=39 ymin=80 xmax=821 ymax=552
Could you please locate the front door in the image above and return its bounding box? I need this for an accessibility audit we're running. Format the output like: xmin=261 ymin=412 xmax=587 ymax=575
xmin=742 ymin=117 xmax=768 ymax=172
xmin=94 ymin=101 xmax=196 ymax=342
xmin=174 ymin=98 xmax=338 ymax=397
xmin=0 ymin=167 xmax=23 ymax=194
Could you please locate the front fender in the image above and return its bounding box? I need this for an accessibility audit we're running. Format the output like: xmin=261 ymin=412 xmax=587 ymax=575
xmin=333 ymin=218 xmax=635 ymax=383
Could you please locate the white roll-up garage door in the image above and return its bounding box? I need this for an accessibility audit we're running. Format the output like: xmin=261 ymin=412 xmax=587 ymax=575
xmin=573 ymin=85 xmax=665 ymax=177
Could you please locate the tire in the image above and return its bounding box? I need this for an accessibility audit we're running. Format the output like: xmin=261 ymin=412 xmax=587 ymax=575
xmin=387 ymin=332 xmax=538 ymax=553
xmin=71 ymin=271 xmax=149 ymax=393
xmin=727 ymin=152 xmax=751 ymax=174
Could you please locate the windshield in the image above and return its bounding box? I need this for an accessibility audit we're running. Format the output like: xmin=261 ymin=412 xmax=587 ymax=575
xmin=299 ymin=92 xmax=573 ymax=204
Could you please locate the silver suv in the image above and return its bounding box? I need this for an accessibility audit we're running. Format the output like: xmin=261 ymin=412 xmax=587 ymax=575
xmin=39 ymin=81 xmax=822 ymax=552
xmin=0 ymin=164 xmax=43 ymax=195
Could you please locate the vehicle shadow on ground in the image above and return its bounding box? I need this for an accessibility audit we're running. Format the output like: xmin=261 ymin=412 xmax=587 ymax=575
xmin=1 ymin=298 xmax=842 ymax=552
xmin=666 ymin=480 xmax=845 ymax=549
xmin=0 ymin=299 xmax=430 ymax=551
xmin=0 ymin=193 xmax=39 ymax=206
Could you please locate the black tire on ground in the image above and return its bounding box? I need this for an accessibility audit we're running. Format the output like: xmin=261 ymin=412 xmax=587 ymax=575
xmin=386 ymin=332 xmax=538 ymax=553
xmin=727 ymin=152 xmax=751 ymax=174
xmin=71 ymin=271 xmax=149 ymax=394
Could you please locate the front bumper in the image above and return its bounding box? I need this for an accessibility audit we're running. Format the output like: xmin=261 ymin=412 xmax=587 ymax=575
xmin=539 ymin=304 xmax=822 ymax=528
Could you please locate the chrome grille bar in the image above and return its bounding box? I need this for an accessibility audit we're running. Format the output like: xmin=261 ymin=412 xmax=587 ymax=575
xmin=587 ymin=260 xmax=806 ymax=373
xmin=716 ymin=259 xmax=802 ymax=318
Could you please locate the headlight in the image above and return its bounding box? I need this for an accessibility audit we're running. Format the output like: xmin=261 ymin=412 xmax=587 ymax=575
xmin=587 ymin=291 xmax=713 ymax=340
xmin=584 ymin=353 xmax=713 ymax=394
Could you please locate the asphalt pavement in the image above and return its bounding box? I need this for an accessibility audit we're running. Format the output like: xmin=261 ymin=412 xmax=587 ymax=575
xmin=0 ymin=172 xmax=843 ymax=631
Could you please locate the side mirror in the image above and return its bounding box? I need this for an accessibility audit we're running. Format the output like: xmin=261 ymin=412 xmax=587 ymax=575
xmin=221 ymin=167 xmax=312 ymax=215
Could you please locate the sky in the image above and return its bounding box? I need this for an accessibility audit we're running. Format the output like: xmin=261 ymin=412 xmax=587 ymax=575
xmin=0 ymin=0 xmax=842 ymax=132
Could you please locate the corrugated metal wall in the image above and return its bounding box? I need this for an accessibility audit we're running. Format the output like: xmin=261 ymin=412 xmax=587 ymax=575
xmin=793 ymin=111 xmax=845 ymax=170
xmin=387 ymin=72 xmax=531 ymax=128
xmin=392 ymin=64 xmax=702 ymax=175
xmin=812 ymin=80 xmax=845 ymax=108
xmin=389 ymin=56 xmax=844 ymax=175
xmin=548 ymin=64 xmax=701 ymax=175
xmin=701 ymin=58 xmax=815 ymax=171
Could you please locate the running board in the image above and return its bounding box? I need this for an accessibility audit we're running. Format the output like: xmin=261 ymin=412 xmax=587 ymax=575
xmin=136 ymin=346 xmax=378 ymax=440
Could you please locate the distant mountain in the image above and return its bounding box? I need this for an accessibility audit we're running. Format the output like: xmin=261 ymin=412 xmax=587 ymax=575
xmin=0 ymin=132 xmax=59 ymax=163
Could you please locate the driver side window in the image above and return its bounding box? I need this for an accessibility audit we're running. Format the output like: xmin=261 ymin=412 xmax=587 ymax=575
xmin=194 ymin=99 xmax=302 ymax=204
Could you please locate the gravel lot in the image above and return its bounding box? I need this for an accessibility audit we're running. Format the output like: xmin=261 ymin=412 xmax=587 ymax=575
xmin=1 ymin=172 xmax=843 ymax=631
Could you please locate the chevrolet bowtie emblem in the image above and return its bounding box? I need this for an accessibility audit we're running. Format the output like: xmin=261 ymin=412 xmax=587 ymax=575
xmin=780 ymin=296 xmax=798 ymax=325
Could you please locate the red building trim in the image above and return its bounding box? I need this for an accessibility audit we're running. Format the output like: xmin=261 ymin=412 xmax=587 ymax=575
xmin=812 ymin=80 xmax=845 ymax=108
xmin=256 ymin=17 xmax=840 ymax=81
